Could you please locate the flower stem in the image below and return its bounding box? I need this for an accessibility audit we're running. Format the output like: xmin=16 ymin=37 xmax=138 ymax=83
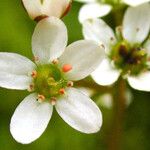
xmin=107 ymin=78 xmax=126 ymax=150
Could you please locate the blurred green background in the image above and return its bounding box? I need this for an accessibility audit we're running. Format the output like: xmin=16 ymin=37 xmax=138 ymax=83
xmin=0 ymin=0 xmax=150 ymax=150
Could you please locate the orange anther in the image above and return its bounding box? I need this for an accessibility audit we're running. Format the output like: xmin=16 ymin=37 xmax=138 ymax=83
xmin=67 ymin=81 xmax=74 ymax=87
xmin=38 ymin=94 xmax=45 ymax=102
xmin=62 ymin=64 xmax=72 ymax=72
xmin=50 ymin=97 xmax=57 ymax=106
xmin=59 ymin=88 xmax=65 ymax=95
xmin=33 ymin=56 xmax=39 ymax=62
xmin=31 ymin=70 xmax=37 ymax=78
xmin=27 ymin=84 xmax=34 ymax=92
xmin=52 ymin=59 xmax=59 ymax=64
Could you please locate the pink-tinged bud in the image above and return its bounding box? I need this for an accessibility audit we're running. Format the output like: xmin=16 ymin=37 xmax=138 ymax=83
xmin=59 ymin=88 xmax=65 ymax=95
xmin=67 ymin=81 xmax=73 ymax=87
xmin=62 ymin=64 xmax=72 ymax=72
xmin=31 ymin=70 xmax=37 ymax=78
xmin=22 ymin=0 xmax=72 ymax=21
xmin=50 ymin=97 xmax=57 ymax=106
xmin=61 ymin=0 xmax=72 ymax=18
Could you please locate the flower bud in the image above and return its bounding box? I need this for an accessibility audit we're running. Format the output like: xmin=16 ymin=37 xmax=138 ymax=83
xmin=22 ymin=0 xmax=72 ymax=21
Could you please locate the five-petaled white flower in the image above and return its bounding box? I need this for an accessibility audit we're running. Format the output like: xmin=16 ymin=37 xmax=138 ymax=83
xmin=22 ymin=0 xmax=72 ymax=21
xmin=75 ymin=0 xmax=150 ymax=23
xmin=0 ymin=17 xmax=105 ymax=144
xmin=82 ymin=3 xmax=150 ymax=91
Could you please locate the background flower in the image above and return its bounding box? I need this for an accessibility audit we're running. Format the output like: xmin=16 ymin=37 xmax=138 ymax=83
xmin=82 ymin=3 xmax=150 ymax=91
xmin=75 ymin=0 xmax=150 ymax=23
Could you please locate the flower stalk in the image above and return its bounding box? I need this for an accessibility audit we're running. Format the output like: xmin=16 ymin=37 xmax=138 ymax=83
xmin=108 ymin=78 xmax=126 ymax=150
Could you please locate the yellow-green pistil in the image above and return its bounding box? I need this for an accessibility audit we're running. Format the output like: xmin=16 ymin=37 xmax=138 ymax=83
xmin=109 ymin=41 xmax=148 ymax=75
xmin=29 ymin=62 xmax=73 ymax=103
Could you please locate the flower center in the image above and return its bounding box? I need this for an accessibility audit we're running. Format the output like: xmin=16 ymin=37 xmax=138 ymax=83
xmin=109 ymin=41 xmax=148 ymax=75
xmin=32 ymin=64 xmax=68 ymax=100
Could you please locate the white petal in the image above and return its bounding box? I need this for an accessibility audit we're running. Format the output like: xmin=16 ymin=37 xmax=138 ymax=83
xmin=74 ymin=0 xmax=96 ymax=3
xmin=123 ymin=3 xmax=150 ymax=44
xmin=123 ymin=0 xmax=150 ymax=6
xmin=55 ymin=88 xmax=102 ymax=133
xmin=0 ymin=72 xmax=32 ymax=90
xmin=82 ymin=18 xmax=116 ymax=53
xmin=0 ymin=52 xmax=35 ymax=90
xmin=32 ymin=17 xmax=68 ymax=64
xmin=79 ymin=3 xmax=112 ymax=23
xmin=91 ymin=59 xmax=120 ymax=86
xmin=59 ymin=40 xmax=105 ymax=81
xmin=128 ymin=72 xmax=150 ymax=91
xmin=22 ymin=0 xmax=71 ymax=19
xmin=10 ymin=93 xmax=53 ymax=144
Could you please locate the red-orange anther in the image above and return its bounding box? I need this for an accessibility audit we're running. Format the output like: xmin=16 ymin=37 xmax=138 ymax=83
xmin=67 ymin=81 xmax=74 ymax=87
xmin=31 ymin=70 xmax=37 ymax=78
xmin=33 ymin=56 xmax=39 ymax=62
xmin=62 ymin=64 xmax=72 ymax=72
xmin=50 ymin=97 xmax=57 ymax=106
xmin=59 ymin=88 xmax=65 ymax=95
xmin=38 ymin=94 xmax=45 ymax=101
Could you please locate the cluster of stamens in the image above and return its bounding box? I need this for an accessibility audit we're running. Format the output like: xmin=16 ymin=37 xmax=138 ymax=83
xmin=28 ymin=58 xmax=73 ymax=105
xmin=110 ymin=41 xmax=148 ymax=75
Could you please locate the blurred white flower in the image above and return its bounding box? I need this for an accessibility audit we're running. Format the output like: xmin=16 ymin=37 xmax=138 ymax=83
xmin=97 ymin=90 xmax=133 ymax=109
xmin=75 ymin=0 xmax=150 ymax=23
xmin=97 ymin=93 xmax=113 ymax=109
xmin=22 ymin=0 xmax=72 ymax=20
xmin=82 ymin=3 xmax=150 ymax=91
xmin=0 ymin=17 xmax=105 ymax=144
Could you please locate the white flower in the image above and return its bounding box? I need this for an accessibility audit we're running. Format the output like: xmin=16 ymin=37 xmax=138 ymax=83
xmin=22 ymin=0 xmax=72 ymax=20
xmin=82 ymin=3 xmax=150 ymax=91
xmin=0 ymin=17 xmax=105 ymax=144
xmin=75 ymin=0 xmax=150 ymax=23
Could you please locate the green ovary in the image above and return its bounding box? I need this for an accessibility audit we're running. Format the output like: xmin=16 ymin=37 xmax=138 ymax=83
xmin=34 ymin=64 xmax=67 ymax=99
xmin=109 ymin=41 xmax=148 ymax=75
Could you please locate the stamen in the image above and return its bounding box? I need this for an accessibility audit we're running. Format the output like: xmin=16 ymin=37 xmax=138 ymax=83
xmin=52 ymin=59 xmax=59 ymax=64
xmin=100 ymin=44 xmax=105 ymax=49
xmin=67 ymin=81 xmax=74 ymax=87
xmin=62 ymin=64 xmax=72 ymax=72
xmin=27 ymin=84 xmax=34 ymax=92
xmin=110 ymin=37 xmax=114 ymax=41
xmin=50 ymin=97 xmax=57 ymax=106
xmin=33 ymin=56 xmax=39 ymax=62
xmin=119 ymin=44 xmax=128 ymax=57
xmin=137 ymin=60 xmax=141 ymax=64
xmin=37 ymin=94 xmax=45 ymax=103
xmin=59 ymin=88 xmax=65 ymax=95
xmin=31 ymin=70 xmax=37 ymax=78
